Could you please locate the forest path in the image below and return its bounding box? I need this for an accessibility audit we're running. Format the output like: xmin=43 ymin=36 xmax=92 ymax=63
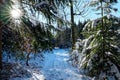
xmin=7 ymin=48 xmax=91 ymax=80
xmin=41 ymin=48 xmax=90 ymax=80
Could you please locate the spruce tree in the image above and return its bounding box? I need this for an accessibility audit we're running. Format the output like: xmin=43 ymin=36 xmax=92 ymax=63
xmin=78 ymin=0 xmax=120 ymax=79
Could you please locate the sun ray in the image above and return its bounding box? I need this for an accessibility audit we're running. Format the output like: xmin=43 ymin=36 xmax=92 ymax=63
xmin=10 ymin=9 xmax=21 ymax=19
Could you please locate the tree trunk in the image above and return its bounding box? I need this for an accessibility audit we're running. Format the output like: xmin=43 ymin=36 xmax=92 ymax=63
xmin=70 ymin=0 xmax=75 ymax=50
xmin=26 ymin=53 xmax=30 ymax=66
xmin=0 ymin=21 xmax=2 ymax=69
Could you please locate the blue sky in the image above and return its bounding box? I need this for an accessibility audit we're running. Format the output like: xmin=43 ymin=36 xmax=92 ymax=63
xmin=112 ymin=0 xmax=120 ymax=17
xmin=34 ymin=0 xmax=120 ymax=25
xmin=74 ymin=0 xmax=120 ymax=23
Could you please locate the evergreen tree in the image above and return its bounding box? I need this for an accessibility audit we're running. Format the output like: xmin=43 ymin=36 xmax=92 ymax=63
xmin=77 ymin=0 xmax=120 ymax=79
xmin=55 ymin=27 xmax=71 ymax=48
xmin=0 ymin=0 xmax=70 ymax=67
xmin=75 ymin=21 xmax=87 ymax=40
xmin=81 ymin=15 xmax=120 ymax=80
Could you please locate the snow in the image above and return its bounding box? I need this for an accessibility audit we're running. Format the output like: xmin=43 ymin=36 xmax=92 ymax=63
xmin=3 ymin=49 xmax=91 ymax=80
xmin=83 ymin=21 xmax=91 ymax=31
xmin=107 ymin=14 xmax=120 ymax=22
xmin=89 ymin=0 xmax=99 ymax=6
xmin=91 ymin=18 xmax=101 ymax=28
xmin=41 ymin=49 xmax=91 ymax=80
xmin=81 ymin=35 xmax=94 ymax=55
xmin=103 ymin=0 xmax=110 ymax=3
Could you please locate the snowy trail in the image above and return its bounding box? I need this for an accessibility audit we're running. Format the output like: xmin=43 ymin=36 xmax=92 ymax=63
xmin=8 ymin=48 xmax=90 ymax=80
xmin=41 ymin=49 xmax=90 ymax=80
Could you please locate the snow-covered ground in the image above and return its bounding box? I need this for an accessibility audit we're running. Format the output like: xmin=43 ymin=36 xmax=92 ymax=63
xmin=41 ymin=48 xmax=90 ymax=80
xmin=3 ymin=48 xmax=91 ymax=80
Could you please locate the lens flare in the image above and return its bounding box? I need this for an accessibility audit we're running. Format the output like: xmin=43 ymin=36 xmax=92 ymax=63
xmin=10 ymin=8 xmax=22 ymax=19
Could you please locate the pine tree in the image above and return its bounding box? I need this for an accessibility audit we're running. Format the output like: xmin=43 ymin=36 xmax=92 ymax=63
xmin=0 ymin=0 xmax=71 ymax=67
xmin=79 ymin=0 xmax=120 ymax=79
